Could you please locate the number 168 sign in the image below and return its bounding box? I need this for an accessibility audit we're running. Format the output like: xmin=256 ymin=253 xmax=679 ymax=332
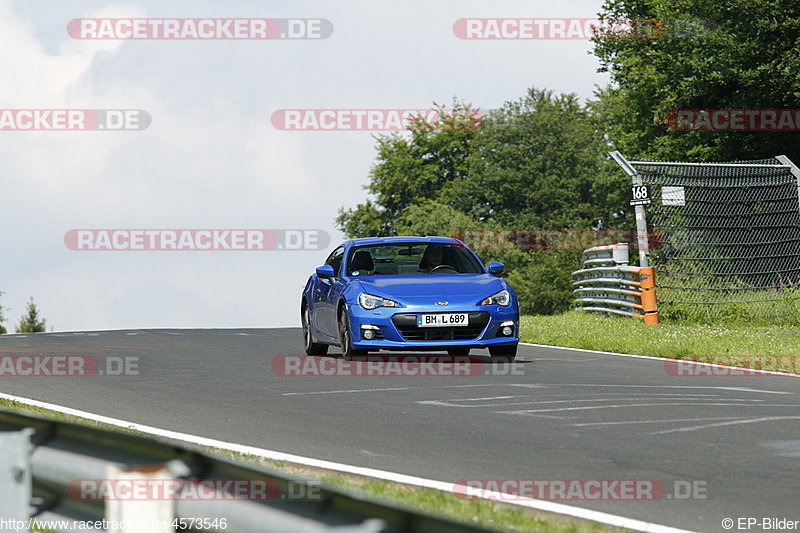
xmin=629 ymin=185 xmax=651 ymax=206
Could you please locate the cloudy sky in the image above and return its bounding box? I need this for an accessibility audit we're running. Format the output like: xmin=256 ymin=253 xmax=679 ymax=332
xmin=0 ymin=0 xmax=609 ymax=331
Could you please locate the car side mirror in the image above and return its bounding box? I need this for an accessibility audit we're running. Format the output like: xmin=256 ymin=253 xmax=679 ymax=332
xmin=487 ymin=261 xmax=505 ymax=275
xmin=316 ymin=265 xmax=335 ymax=278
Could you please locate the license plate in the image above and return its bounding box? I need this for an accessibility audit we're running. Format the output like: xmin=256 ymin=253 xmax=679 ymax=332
xmin=417 ymin=313 xmax=469 ymax=327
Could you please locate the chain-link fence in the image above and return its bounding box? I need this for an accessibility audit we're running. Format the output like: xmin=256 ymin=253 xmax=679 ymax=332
xmin=612 ymin=153 xmax=800 ymax=324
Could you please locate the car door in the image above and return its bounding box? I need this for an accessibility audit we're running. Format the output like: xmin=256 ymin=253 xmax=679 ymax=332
xmin=314 ymin=246 xmax=344 ymax=339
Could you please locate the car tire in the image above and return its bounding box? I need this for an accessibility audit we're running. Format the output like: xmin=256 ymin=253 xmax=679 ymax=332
xmin=489 ymin=343 xmax=517 ymax=363
xmin=447 ymin=348 xmax=470 ymax=356
xmin=302 ymin=304 xmax=328 ymax=356
xmin=338 ymin=308 xmax=367 ymax=360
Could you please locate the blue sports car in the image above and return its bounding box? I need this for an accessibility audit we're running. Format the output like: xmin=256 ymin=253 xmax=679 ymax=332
xmin=301 ymin=236 xmax=519 ymax=362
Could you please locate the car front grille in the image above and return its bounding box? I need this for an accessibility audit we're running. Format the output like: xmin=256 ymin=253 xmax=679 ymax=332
xmin=391 ymin=312 xmax=489 ymax=341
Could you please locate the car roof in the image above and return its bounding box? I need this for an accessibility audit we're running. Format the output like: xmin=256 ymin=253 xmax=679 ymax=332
xmin=345 ymin=236 xmax=463 ymax=247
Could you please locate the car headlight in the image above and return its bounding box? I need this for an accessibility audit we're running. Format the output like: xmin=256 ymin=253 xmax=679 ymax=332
xmin=359 ymin=292 xmax=399 ymax=310
xmin=480 ymin=289 xmax=511 ymax=306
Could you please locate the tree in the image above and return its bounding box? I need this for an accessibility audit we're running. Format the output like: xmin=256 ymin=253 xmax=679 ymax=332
xmin=448 ymin=88 xmax=633 ymax=314
xmin=454 ymin=88 xmax=628 ymax=228
xmin=336 ymin=103 xmax=483 ymax=237
xmin=15 ymin=298 xmax=47 ymax=333
xmin=593 ymin=0 xmax=800 ymax=162
xmin=336 ymin=89 xmax=630 ymax=314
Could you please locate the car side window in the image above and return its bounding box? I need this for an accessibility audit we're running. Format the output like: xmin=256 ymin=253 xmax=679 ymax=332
xmin=325 ymin=247 xmax=345 ymax=278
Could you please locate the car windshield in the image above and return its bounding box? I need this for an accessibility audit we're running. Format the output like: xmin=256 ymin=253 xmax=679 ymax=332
xmin=346 ymin=242 xmax=484 ymax=276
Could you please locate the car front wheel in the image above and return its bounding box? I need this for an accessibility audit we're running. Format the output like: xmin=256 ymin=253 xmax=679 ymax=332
xmin=489 ymin=344 xmax=517 ymax=363
xmin=338 ymin=309 xmax=367 ymax=360
xmin=302 ymin=304 xmax=328 ymax=356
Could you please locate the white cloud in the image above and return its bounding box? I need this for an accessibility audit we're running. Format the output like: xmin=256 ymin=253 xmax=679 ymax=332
xmin=0 ymin=0 xmax=607 ymax=331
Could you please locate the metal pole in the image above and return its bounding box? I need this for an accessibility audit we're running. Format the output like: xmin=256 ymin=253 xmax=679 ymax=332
xmin=776 ymin=155 xmax=800 ymax=285
xmin=0 ymin=429 xmax=33 ymax=530
xmin=632 ymin=161 xmax=790 ymax=168
xmin=775 ymin=155 xmax=800 ymax=206
xmin=609 ymin=151 xmax=650 ymax=267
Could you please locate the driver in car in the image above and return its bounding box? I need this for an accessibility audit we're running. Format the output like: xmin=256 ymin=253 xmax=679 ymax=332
xmin=419 ymin=245 xmax=447 ymax=273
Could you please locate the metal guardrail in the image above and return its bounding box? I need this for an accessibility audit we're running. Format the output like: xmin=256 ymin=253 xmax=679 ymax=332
xmin=572 ymin=243 xmax=658 ymax=325
xmin=0 ymin=408 xmax=496 ymax=533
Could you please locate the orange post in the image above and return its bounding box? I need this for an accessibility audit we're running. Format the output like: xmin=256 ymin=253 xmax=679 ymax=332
xmin=639 ymin=267 xmax=655 ymax=289
xmin=639 ymin=267 xmax=658 ymax=325
xmin=640 ymin=290 xmax=657 ymax=312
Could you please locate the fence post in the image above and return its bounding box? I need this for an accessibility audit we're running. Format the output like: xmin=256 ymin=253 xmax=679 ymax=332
xmin=639 ymin=267 xmax=659 ymax=325
xmin=0 ymin=429 xmax=33 ymax=529
xmin=776 ymin=155 xmax=800 ymax=203
xmin=609 ymin=151 xmax=650 ymax=267
xmin=105 ymin=463 xmax=175 ymax=533
xmin=611 ymin=154 xmax=800 ymax=323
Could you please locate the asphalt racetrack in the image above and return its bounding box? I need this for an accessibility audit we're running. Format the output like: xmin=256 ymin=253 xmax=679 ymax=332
xmin=1 ymin=328 xmax=799 ymax=532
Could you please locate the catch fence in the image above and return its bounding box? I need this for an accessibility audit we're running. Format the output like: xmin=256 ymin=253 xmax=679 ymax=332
xmin=610 ymin=151 xmax=800 ymax=323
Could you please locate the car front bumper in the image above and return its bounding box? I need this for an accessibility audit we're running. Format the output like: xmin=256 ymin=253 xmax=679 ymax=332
xmin=347 ymin=303 xmax=519 ymax=351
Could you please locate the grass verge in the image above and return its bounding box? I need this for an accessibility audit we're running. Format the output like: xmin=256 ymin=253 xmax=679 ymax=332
xmin=521 ymin=310 xmax=800 ymax=373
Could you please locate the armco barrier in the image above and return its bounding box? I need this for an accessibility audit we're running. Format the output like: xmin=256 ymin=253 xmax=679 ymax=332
xmin=572 ymin=243 xmax=658 ymax=325
xmin=0 ymin=407 xmax=497 ymax=533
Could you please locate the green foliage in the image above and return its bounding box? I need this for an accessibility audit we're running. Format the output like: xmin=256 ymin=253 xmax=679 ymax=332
xmin=656 ymin=284 xmax=800 ymax=326
xmin=336 ymin=103 xmax=482 ymax=237
xmin=504 ymin=251 xmax=583 ymax=315
xmin=335 ymin=200 xmax=392 ymax=239
xmin=593 ymin=0 xmax=800 ymax=162
xmin=337 ymin=90 xmax=629 ymax=314
xmin=454 ymin=88 xmax=629 ymax=228
xmin=15 ymin=297 xmax=47 ymax=333
xmin=335 ymin=1 xmax=800 ymax=318
xmin=395 ymin=199 xmax=485 ymax=237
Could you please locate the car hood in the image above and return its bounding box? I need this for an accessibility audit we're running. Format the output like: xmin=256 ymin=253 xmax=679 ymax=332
xmin=354 ymin=274 xmax=507 ymax=303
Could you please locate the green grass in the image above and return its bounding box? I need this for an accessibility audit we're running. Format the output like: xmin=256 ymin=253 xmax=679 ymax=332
xmin=521 ymin=311 xmax=800 ymax=372
xmin=316 ymin=475 xmax=624 ymax=533
xmin=0 ymin=397 xmax=145 ymax=435
xmin=655 ymin=284 xmax=800 ymax=326
xmin=222 ymin=450 xmax=615 ymax=533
